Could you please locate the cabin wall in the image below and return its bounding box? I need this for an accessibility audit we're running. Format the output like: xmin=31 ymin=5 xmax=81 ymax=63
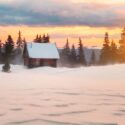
xmin=40 ymin=59 xmax=57 ymax=67
xmin=25 ymin=58 xmax=57 ymax=68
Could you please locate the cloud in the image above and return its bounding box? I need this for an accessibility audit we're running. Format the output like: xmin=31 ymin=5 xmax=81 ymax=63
xmin=0 ymin=0 xmax=125 ymax=27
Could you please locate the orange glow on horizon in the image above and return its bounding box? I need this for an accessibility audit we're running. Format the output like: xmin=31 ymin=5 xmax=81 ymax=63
xmin=0 ymin=25 xmax=122 ymax=48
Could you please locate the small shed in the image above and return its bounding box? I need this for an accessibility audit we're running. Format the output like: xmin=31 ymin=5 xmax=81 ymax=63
xmin=23 ymin=43 xmax=60 ymax=68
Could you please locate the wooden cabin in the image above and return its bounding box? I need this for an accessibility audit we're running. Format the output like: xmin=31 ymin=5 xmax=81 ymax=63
xmin=23 ymin=43 xmax=60 ymax=68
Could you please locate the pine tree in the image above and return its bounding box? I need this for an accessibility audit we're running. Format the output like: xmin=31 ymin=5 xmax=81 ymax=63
xmin=77 ymin=38 xmax=86 ymax=65
xmin=70 ymin=44 xmax=77 ymax=66
xmin=42 ymin=34 xmax=50 ymax=43
xmin=100 ymin=32 xmax=111 ymax=65
xmin=65 ymin=38 xmax=70 ymax=55
xmin=38 ymin=35 xmax=42 ymax=43
xmin=90 ymin=49 xmax=96 ymax=65
xmin=46 ymin=34 xmax=50 ymax=43
xmin=34 ymin=34 xmax=39 ymax=43
xmin=5 ymin=35 xmax=14 ymax=55
xmin=17 ymin=31 xmax=23 ymax=48
xmin=34 ymin=34 xmax=50 ymax=43
xmin=2 ymin=35 xmax=14 ymax=72
xmin=61 ymin=38 xmax=71 ymax=66
xmin=42 ymin=34 xmax=46 ymax=43
xmin=110 ymin=40 xmax=118 ymax=63
xmin=16 ymin=31 xmax=24 ymax=60
xmin=119 ymin=28 xmax=125 ymax=62
xmin=62 ymin=38 xmax=70 ymax=56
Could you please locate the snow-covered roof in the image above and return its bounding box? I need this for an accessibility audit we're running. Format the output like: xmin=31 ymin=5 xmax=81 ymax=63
xmin=26 ymin=43 xmax=60 ymax=59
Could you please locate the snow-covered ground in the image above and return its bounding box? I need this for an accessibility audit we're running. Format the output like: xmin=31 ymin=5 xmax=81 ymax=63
xmin=0 ymin=64 xmax=125 ymax=125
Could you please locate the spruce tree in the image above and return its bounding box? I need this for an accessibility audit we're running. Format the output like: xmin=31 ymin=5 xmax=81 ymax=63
xmin=42 ymin=34 xmax=46 ymax=43
xmin=16 ymin=31 xmax=24 ymax=60
xmin=100 ymin=32 xmax=111 ymax=65
xmin=70 ymin=44 xmax=77 ymax=66
xmin=34 ymin=34 xmax=39 ymax=43
xmin=34 ymin=34 xmax=50 ymax=43
xmin=65 ymin=38 xmax=70 ymax=55
xmin=119 ymin=28 xmax=125 ymax=62
xmin=2 ymin=35 xmax=14 ymax=72
xmin=46 ymin=34 xmax=50 ymax=43
xmin=42 ymin=34 xmax=50 ymax=43
xmin=61 ymin=38 xmax=71 ymax=66
xmin=77 ymin=38 xmax=86 ymax=65
xmin=38 ymin=35 xmax=42 ymax=43
xmin=110 ymin=40 xmax=118 ymax=63
xmin=5 ymin=35 xmax=14 ymax=54
xmin=62 ymin=38 xmax=70 ymax=56
xmin=17 ymin=31 xmax=23 ymax=48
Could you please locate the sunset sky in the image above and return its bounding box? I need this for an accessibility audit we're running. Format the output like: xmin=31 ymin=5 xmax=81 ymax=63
xmin=0 ymin=0 xmax=125 ymax=48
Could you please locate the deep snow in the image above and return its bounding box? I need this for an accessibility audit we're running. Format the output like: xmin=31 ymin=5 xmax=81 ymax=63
xmin=0 ymin=64 xmax=125 ymax=125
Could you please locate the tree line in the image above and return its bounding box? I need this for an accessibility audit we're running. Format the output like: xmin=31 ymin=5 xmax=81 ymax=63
xmin=60 ymin=28 xmax=125 ymax=67
xmin=0 ymin=28 xmax=125 ymax=71
xmin=0 ymin=32 xmax=50 ymax=71
xmin=60 ymin=38 xmax=86 ymax=67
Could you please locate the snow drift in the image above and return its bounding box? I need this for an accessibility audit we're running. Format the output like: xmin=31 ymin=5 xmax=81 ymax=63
xmin=0 ymin=64 xmax=125 ymax=125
